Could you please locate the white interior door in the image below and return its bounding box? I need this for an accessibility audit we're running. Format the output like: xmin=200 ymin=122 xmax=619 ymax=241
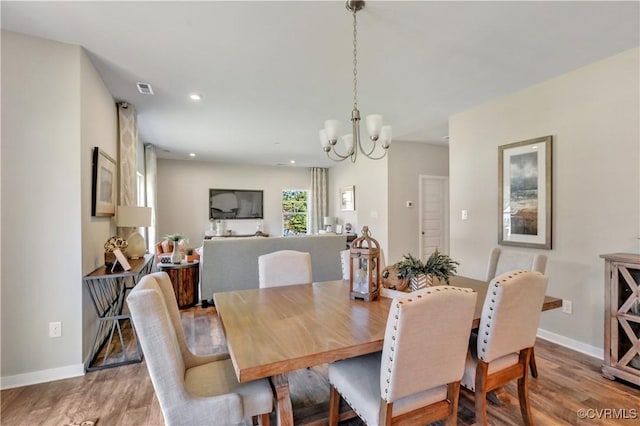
xmin=419 ymin=175 xmax=449 ymax=260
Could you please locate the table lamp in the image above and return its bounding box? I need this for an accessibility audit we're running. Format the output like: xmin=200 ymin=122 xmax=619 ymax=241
xmin=116 ymin=206 xmax=152 ymax=259
xmin=323 ymin=216 xmax=334 ymax=233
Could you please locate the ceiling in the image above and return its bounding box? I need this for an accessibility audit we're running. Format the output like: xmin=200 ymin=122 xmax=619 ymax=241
xmin=2 ymin=1 xmax=638 ymax=168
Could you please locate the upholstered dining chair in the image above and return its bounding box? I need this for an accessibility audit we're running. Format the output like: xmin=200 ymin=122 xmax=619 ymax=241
xmin=486 ymin=247 xmax=547 ymax=377
xmin=486 ymin=247 xmax=547 ymax=282
xmin=127 ymin=272 xmax=273 ymax=426
xmin=328 ymin=286 xmax=478 ymax=426
xmin=258 ymin=250 xmax=312 ymax=288
xmin=461 ymin=270 xmax=548 ymax=426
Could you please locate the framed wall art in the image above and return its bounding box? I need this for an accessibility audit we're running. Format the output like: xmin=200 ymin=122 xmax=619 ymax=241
xmin=91 ymin=147 xmax=117 ymax=217
xmin=498 ymin=136 xmax=552 ymax=249
xmin=340 ymin=185 xmax=355 ymax=211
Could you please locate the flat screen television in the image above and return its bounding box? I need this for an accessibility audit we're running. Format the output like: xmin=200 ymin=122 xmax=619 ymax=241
xmin=209 ymin=189 xmax=264 ymax=220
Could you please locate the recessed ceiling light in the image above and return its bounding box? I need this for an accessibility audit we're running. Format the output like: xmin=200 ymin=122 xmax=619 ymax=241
xmin=189 ymin=153 xmax=196 ymax=157
xmin=290 ymin=160 xmax=296 ymax=164
xmin=189 ymin=93 xmax=202 ymax=101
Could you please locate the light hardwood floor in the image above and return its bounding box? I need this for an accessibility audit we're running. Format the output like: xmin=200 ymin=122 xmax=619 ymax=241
xmin=2 ymin=306 xmax=639 ymax=425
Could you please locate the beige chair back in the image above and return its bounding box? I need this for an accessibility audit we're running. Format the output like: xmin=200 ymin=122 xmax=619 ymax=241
xmin=258 ymin=250 xmax=312 ymax=288
xmin=127 ymin=274 xmax=196 ymax=420
xmin=486 ymin=247 xmax=547 ymax=281
xmin=380 ymin=286 xmax=477 ymax=402
xmin=478 ymin=270 xmax=548 ymax=363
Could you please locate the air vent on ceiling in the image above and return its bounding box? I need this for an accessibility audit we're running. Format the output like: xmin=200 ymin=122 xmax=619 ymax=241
xmin=136 ymin=82 xmax=154 ymax=95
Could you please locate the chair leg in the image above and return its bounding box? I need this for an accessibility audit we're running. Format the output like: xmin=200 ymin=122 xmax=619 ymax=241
xmin=329 ymin=384 xmax=341 ymax=426
xmin=518 ymin=376 xmax=533 ymax=425
xmin=529 ymin=347 xmax=539 ymax=378
xmin=259 ymin=412 xmax=270 ymax=426
xmin=518 ymin=349 xmax=534 ymax=425
xmin=446 ymin=382 xmax=460 ymax=426
xmin=474 ymin=361 xmax=490 ymax=426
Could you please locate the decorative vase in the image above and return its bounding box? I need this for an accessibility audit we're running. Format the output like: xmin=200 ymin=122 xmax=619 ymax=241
xmin=171 ymin=242 xmax=182 ymax=264
xmin=410 ymin=274 xmax=432 ymax=291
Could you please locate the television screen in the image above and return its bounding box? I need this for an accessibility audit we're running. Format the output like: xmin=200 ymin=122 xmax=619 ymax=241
xmin=209 ymin=189 xmax=263 ymax=220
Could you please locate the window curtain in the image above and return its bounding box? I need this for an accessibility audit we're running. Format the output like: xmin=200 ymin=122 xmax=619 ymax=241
xmin=117 ymin=102 xmax=137 ymax=206
xmin=144 ymin=143 xmax=159 ymax=251
xmin=309 ymin=167 xmax=329 ymax=234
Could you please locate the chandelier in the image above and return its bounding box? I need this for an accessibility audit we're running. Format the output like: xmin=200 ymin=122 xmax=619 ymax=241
xmin=319 ymin=0 xmax=392 ymax=163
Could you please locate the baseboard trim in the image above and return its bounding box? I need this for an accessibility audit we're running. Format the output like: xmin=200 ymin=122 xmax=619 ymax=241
xmin=1 ymin=364 xmax=84 ymax=390
xmin=537 ymin=328 xmax=604 ymax=360
xmin=0 ymin=332 xmax=603 ymax=389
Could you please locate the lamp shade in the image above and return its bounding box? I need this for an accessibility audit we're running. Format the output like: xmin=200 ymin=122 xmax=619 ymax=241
xmin=323 ymin=216 xmax=334 ymax=226
xmin=116 ymin=206 xmax=152 ymax=227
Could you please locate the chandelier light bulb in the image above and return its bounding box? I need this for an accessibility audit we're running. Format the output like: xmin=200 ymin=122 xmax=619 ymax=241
xmin=379 ymin=125 xmax=392 ymax=148
xmin=324 ymin=120 xmax=341 ymax=143
xmin=365 ymin=114 xmax=383 ymax=140
xmin=319 ymin=129 xmax=331 ymax=151
xmin=342 ymin=134 xmax=354 ymax=154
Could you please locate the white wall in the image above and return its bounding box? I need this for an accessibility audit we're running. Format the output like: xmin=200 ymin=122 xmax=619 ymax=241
xmin=1 ymin=31 xmax=116 ymax=388
xmin=329 ymin=155 xmax=389 ymax=259
xmin=1 ymin=31 xmax=84 ymax=382
xmin=387 ymin=142 xmax=449 ymax=264
xmin=449 ymin=48 xmax=640 ymax=353
xmin=156 ymin=159 xmax=310 ymax=246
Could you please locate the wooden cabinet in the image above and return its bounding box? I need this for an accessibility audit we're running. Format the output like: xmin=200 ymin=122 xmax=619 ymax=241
xmin=158 ymin=261 xmax=199 ymax=309
xmin=601 ymin=253 xmax=640 ymax=385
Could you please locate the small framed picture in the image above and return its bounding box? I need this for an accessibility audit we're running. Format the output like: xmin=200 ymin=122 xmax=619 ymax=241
xmin=112 ymin=248 xmax=131 ymax=272
xmin=335 ymin=224 xmax=343 ymax=234
xmin=340 ymin=185 xmax=355 ymax=211
xmin=91 ymin=147 xmax=117 ymax=217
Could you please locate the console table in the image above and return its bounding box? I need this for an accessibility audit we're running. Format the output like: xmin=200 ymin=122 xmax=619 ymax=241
xmin=83 ymin=254 xmax=154 ymax=371
xmin=601 ymin=253 xmax=640 ymax=385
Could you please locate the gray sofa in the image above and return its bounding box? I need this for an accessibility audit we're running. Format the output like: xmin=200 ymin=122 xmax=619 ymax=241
xmin=200 ymin=234 xmax=347 ymax=300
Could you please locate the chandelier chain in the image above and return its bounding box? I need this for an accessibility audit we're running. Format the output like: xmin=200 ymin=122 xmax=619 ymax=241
xmin=352 ymin=8 xmax=358 ymax=110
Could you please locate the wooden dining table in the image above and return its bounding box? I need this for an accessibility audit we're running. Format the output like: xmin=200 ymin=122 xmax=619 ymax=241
xmin=213 ymin=275 xmax=562 ymax=426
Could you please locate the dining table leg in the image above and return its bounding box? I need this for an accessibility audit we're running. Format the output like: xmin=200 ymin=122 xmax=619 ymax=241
xmin=271 ymin=373 xmax=294 ymax=426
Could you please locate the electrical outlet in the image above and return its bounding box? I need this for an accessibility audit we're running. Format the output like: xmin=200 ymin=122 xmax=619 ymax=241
xmin=49 ymin=321 xmax=62 ymax=338
xmin=562 ymin=300 xmax=573 ymax=314
xmin=461 ymin=210 xmax=468 ymax=221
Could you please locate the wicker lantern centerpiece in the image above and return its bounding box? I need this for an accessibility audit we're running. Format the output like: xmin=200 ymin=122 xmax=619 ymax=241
xmin=349 ymin=226 xmax=381 ymax=301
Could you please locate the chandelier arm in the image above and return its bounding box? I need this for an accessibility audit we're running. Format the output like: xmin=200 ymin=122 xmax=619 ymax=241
xmin=325 ymin=151 xmax=348 ymax=162
xmin=326 ymin=146 xmax=354 ymax=162
xmin=357 ymin=137 xmax=388 ymax=160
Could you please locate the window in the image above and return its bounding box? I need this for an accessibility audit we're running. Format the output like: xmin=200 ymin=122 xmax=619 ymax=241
xmin=282 ymin=190 xmax=308 ymax=236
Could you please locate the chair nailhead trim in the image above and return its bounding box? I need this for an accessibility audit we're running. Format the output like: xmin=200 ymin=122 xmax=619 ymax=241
xmin=478 ymin=270 xmax=528 ymax=363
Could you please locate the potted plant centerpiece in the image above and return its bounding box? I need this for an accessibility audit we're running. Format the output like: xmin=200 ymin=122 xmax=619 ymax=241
xmin=163 ymin=233 xmax=187 ymax=264
xmin=382 ymin=250 xmax=459 ymax=296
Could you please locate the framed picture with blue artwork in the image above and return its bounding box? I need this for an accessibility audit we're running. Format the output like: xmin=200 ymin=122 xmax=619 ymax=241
xmin=498 ymin=136 xmax=552 ymax=249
